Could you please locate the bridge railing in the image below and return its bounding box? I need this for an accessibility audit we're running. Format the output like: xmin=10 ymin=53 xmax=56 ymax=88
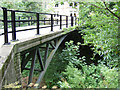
xmin=0 ymin=7 xmax=79 ymax=44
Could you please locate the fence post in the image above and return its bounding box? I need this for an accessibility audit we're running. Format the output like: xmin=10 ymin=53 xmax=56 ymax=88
xmin=57 ymin=19 xmax=58 ymax=25
xmin=66 ymin=16 xmax=68 ymax=28
xmin=3 ymin=7 xmax=9 ymax=44
xmin=11 ymin=10 xmax=16 ymax=41
xmin=18 ymin=16 xmax=20 ymax=26
xmin=71 ymin=16 xmax=73 ymax=26
xmin=60 ymin=15 xmax=62 ymax=29
xmin=51 ymin=14 xmax=53 ymax=31
xmin=36 ymin=13 xmax=40 ymax=34
xmin=31 ymin=16 xmax=32 ymax=25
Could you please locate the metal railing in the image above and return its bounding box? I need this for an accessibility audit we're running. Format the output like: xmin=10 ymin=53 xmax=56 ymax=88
xmin=0 ymin=7 xmax=79 ymax=44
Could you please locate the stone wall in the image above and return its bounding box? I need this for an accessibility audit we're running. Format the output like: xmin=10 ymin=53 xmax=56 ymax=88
xmin=0 ymin=45 xmax=22 ymax=89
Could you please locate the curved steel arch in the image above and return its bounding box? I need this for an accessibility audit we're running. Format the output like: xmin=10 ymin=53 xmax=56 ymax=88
xmin=21 ymin=35 xmax=67 ymax=88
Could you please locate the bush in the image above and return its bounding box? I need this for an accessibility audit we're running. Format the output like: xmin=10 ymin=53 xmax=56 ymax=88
xmin=58 ymin=42 xmax=118 ymax=88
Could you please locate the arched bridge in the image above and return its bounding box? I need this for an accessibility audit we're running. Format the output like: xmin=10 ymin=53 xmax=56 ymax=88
xmin=0 ymin=7 xmax=79 ymax=89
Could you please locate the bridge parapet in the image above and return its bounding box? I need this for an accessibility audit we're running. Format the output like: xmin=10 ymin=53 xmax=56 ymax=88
xmin=0 ymin=7 xmax=79 ymax=45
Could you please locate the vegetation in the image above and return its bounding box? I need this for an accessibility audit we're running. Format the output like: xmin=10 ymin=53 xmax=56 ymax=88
xmin=78 ymin=2 xmax=119 ymax=67
xmin=44 ymin=1 xmax=119 ymax=89
xmin=0 ymin=0 xmax=43 ymax=12
xmin=0 ymin=0 xmax=45 ymax=29
xmin=21 ymin=1 xmax=119 ymax=89
xmin=58 ymin=41 xmax=118 ymax=88
xmin=0 ymin=0 xmax=119 ymax=89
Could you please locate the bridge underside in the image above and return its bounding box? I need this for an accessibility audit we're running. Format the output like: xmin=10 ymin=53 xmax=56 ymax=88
xmin=21 ymin=35 xmax=67 ymax=88
xmin=0 ymin=30 xmax=72 ymax=89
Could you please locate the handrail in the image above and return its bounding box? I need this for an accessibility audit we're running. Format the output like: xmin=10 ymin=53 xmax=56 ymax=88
xmin=2 ymin=7 xmax=68 ymax=16
xmin=0 ymin=7 xmax=79 ymax=44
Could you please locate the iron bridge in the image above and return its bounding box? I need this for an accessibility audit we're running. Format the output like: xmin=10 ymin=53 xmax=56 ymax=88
xmin=0 ymin=7 xmax=79 ymax=89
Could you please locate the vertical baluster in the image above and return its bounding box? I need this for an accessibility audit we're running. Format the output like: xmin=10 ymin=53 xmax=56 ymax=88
xmin=31 ymin=16 xmax=32 ymax=25
xmin=18 ymin=16 xmax=20 ymax=27
xmin=3 ymin=7 xmax=9 ymax=44
xmin=51 ymin=14 xmax=53 ymax=31
xmin=57 ymin=19 xmax=58 ymax=25
xmin=49 ymin=18 xmax=50 ymax=25
xmin=60 ymin=15 xmax=62 ymax=29
xmin=66 ymin=16 xmax=68 ymax=28
xmin=11 ymin=10 xmax=16 ymax=41
xmin=36 ymin=13 xmax=40 ymax=34
xmin=71 ymin=16 xmax=73 ymax=26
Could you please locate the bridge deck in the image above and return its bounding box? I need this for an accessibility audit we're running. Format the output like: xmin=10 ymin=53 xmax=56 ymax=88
xmin=0 ymin=23 xmax=73 ymax=88
xmin=0 ymin=24 xmax=69 ymax=48
xmin=0 ymin=7 xmax=78 ymax=89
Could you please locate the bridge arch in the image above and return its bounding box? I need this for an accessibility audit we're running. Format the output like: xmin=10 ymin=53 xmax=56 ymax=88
xmin=0 ymin=30 xmax=75 ymax=89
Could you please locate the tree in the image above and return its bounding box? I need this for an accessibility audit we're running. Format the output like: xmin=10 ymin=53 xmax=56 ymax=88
xmin=0 ymin=0 xmax=43 ymax=12
xmin=44 ymin=0 xmax=119 ymax=88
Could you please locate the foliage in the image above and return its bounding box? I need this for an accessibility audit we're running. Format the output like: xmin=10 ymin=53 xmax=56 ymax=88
xmin=0 ymin=0 xmax=43 ymax=12
xmin=43 ymin=1 xmax=119 ymax=88
xmin=44 ymin=40 xmax=118 ymax=88
xmin=0 ymin=0 xmax=45 ymax=29
xmin=44 ymin=41 xmax=79 ymax=88
xmin=8 ymin=1 xmax=119 ymax=88
xmin=44 ymin=50 xmax=67 ymax=88
xmin=63 ymin=25 xmax=78 ymax=34
xmin=59 ymin=62 xmax=118 ymax=88
xmin=22 ymin=52 xmax=42 ymax=77
xmin=58 ymin=41 xmax=118 ymax=88
xmin=77 ymin=2 xmax=119 ymax=68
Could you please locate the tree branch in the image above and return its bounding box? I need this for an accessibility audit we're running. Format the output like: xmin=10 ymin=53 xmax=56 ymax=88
xmin=79 ymin=1 xmax=120 ymax=19
xmin=103 ymin=1 xmax=120 ymax=20
xmin=86 ymin=3 xmax=106 ymax=9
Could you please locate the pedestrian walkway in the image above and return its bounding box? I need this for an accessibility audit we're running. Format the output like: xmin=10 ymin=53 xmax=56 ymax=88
xmin=0 ymin=24 xmax=70 ymax=48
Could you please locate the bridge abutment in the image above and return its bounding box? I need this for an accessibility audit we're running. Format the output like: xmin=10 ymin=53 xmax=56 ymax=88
xmin=0 ymin=46 xmax=22 ymax=89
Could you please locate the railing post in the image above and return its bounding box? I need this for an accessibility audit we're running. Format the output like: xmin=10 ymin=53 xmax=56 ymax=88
xmin=71 ymin=16 xmax=73 ymax=26
xmin=3 ymin=7 xmax=9 ymax=44
xmin=18 ymin=16 xmax=20 ymax=26
xmin=53 ymin=16 xmax=54 ymax=25
xmin=36 ymin=13 xmax=40 ymax=34
xmin=51 ymin=14 xmax=53 ymax=31
xmin=11 ymin=10 xmax=16 ymax=41
xmin=31 ymin=16 xmax=32 ymax=25
xmin=57 ymin=19 xmax=58 ymax=25
xmin=49 ymin=18 xmax=50 ymax=25
xmin=66 ymin=16 xmax=68 ymax=28
xmin=44 ymin=18 xmax=45 ymax=25
xmin=60 ymin=15 xmax=62 ymax=29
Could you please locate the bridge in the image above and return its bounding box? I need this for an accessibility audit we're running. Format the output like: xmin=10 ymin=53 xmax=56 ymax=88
xmin=0 ymin=7 xmax=79 ymax=89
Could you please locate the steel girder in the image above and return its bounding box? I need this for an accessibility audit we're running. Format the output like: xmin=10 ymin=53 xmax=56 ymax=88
xmin=21 ymin=35 xmax=67 ymax=88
